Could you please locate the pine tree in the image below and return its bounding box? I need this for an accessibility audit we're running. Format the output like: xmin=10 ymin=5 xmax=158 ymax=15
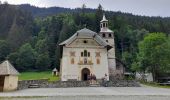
xmin=0 ymin=40 xmax=10 ymax=61
xmin=95 ymin=4 xmax=103 ymax=32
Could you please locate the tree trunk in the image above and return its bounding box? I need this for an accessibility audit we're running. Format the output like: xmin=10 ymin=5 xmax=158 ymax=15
xmin=152 ymin=66 xmax=157 ymax=82
xmin=121 ymin=39 xmax=124 ymax=57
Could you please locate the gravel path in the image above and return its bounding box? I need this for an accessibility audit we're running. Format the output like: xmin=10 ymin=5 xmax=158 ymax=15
xmin=1 ymin=96 xmax=170 ymax=100
xmin=0 ymin=86 xmax=170 ymax=100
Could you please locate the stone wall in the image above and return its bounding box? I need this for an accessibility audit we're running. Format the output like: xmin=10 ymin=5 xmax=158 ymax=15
xmin=18 ymin=79 xmax=140 ymax=90
xmin=101 ymin=80 xmax=140 ymax=87
xmin=18 ymin=79 xmax=48 ymax=90
xmin=18 ymin=79 xmax=89 ymax=90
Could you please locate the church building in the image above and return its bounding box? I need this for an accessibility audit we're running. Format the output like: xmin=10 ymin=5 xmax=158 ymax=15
xmin=59 ymin=15 xmax=120 ymax=81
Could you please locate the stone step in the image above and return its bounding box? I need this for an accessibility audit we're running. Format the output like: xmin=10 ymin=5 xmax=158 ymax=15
xmin=89 ymin=82 xmax=101 ymax=87
xmin=89 ymin=84 xmax=101 ymax=87
xmin=28 ymin=84 xmax=40 ymax=88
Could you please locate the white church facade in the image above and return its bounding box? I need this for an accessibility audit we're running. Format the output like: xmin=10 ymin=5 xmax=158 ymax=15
xmin=59 ymin=15 xmax=121 ymax=81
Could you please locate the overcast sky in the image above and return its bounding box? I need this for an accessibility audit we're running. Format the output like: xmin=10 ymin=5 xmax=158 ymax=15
xmin=1 ymin=0 xmax=170 ymax=17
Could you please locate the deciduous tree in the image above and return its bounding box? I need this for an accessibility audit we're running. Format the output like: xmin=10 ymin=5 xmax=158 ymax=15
xmin=16 ymin=43 xmax=36 ymax=71
xmin=136 ymin=33 xmax=170 ymax=81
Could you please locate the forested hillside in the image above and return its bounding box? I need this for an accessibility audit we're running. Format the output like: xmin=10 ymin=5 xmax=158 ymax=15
xmin=17 ymin=4 xmax=96 ymax=18
xmin=0 ymin=4 xmax=34 ymax=45
xmin=0 ymin=3 xmax=169 ymax=78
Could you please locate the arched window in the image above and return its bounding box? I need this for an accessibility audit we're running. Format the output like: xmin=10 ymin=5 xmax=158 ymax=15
xmin=96 ymin=58 xmax=100 ymax=64
xmin=102 ymin=34 xmax=105 ymax=37
xmin=71 ymin=58 xmax=74 ymax=64
xmin=106 ymin=23 xmax=108 ymax=27
xmin=109 ymin=33 xmax=112 ymax=37
xmin=88 ymin=52 xmax=90 ymax=57
xmin=103 ymin=23 xmax=105 ymax=27
xmin=81 ymin=52 xmax=83 ymax=57
xmin=81 ymin=50 xmax=90 ymax=57
xmin=84 ymin=50 xmax=87 ymax=57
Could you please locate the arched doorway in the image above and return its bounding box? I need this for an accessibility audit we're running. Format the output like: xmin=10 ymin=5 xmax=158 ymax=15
xmin=81 ymin=68 xmax=90 ymax=81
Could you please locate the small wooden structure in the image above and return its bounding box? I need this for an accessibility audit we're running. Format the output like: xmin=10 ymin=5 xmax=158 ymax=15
xmin=52 ymin=68 xmax=58 ymax=76
xmin=158 ymin=77 xmax=170 ymax=85
xmin=0 ymin=60 xmax=19 ymax=92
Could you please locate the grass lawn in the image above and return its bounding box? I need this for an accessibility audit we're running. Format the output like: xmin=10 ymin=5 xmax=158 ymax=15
xmin=141 ymin=81 xmax=170 ymax=88
xmin=19 ymin=71 xmax=60 ymax=81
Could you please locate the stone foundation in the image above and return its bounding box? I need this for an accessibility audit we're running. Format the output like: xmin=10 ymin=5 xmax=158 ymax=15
xmin=18 ymin=79 xmax=140 ymax=90
xmin=18 ymin=79 xmax=89 ymax=90
xmin=105 ymin=80 xmax=140 ymax=87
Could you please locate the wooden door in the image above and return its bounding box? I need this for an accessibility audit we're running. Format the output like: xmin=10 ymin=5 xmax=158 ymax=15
xmin=0 ymin=76 xmax=5 ymax=92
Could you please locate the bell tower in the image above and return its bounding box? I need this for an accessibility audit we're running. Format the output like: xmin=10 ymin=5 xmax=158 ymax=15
xmin=99 ymin=14 xmax=116 ymax=75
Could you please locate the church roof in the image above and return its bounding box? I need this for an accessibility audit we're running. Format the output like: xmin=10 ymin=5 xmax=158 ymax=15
xmin=59 ymin=28 xmax=112 ymax=50
xmin=77 ymin=28 xmax=97 ymax=38
xmin=100 ymin=28 xmax=113 ymax=33
xmin=0 ymin=60 xmax=19 ymax=75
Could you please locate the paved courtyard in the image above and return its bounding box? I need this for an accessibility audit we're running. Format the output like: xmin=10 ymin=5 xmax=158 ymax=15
xmin=0 ymin=85 xmax=170 ymax=100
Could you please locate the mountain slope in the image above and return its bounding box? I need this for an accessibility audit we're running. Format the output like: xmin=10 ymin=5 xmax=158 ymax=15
xmin=0 ymin=4 xmax=34 ymax=50
xmin=17 ymin=4 xmax=95 ymax=17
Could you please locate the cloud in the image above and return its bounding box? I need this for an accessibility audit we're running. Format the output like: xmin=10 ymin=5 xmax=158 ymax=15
xmin=1 ymin=0 xmax=170 ymax=17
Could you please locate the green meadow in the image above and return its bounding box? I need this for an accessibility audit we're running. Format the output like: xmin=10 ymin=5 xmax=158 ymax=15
xmin=19 ymin=71 xmax=59 ymax=81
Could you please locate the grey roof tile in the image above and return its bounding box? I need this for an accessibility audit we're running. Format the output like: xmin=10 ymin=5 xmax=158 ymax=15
xmin=59 ymin=28 xmax=112 ymax=50
xmin=0 ymin=60 xmax=19 ymax=75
